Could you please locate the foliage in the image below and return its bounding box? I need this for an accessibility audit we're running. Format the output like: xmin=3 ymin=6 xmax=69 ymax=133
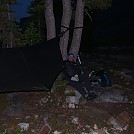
xmin=0 ymin=4 xmax=7 ymax=12
xmin=0 ymin=0 xmax=16 ymax=4
xmin=1 ymin=0 xmax=112 ymax=47
xmin=16 ymin=22 xmax=41 ymax=46
xmin=27 ymin=0 xmax=44 ymax=14
xmin=0 ymin=0 xmax=17 ymax=11
xmin=27 ymin=0 xmax=112 ymax=35
xmin=0 ymin=0 xmax=19 ymax=47
xmin=85 ymin=0 xmax=112 ymax=10
xmin=27 ymin=0 xmax=45 ymax=36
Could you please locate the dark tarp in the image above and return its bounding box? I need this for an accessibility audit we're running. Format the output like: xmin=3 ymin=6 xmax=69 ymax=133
xmin=0 ymin=38 xmax=64 ymax=93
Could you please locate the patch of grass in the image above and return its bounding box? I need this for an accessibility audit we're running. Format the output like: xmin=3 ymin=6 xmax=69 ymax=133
xmin=52 ymin=80 xmax=68 ymax=95
xmin=0 ymin=94 xmax=10 ymax=109
xmin=54 ymin=80 xmax=68 ymax=89
xmin=83 ymin=126 xmax=91 ymax=133
xmin=0 ymin=127 xmax=5 ymax=134
xmin=56 ymin=124 xmax=76 ymax=133
xmin=65 ymin=92 xmax=75 ymax=97
xmin=48 ymin=115 xmax=77 ymax=133
xmin=130 ymin=102 xmax=134 ymax=111
xmin=83 ymin=117 xmax=91 ymax=125
xmin=128 ymin=119 xmax=134 ymax=133
xmin=52 ymin=80 xmax=68 ymax=102
xmin=14 ymin=127 xmax=22 ymax=134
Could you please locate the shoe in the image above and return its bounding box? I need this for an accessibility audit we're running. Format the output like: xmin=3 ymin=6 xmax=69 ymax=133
xmin=86 ymin=92 xmax=98 ymax=101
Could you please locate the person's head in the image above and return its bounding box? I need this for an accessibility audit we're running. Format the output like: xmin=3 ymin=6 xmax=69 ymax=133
xmin=68 ymin=53 xmax=75 ymax=62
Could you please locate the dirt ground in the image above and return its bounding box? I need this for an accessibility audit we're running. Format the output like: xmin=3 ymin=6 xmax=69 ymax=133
xmin=0 ymin=51 xmax=134 ymax=134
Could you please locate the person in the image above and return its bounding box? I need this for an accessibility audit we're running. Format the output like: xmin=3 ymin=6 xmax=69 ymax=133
xmin=63 ymin=53 xmax=98 ymax=101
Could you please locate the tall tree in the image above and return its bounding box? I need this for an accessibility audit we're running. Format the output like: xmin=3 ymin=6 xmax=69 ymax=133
xmin=27 ymin=0 xmax=45 ymax=36
xmin=0 ymin=0 xmax=17 ymax=47
xmin=69 ymin=0 xmax=84 ymax=59
xmin=59 ymin=0 xmax=72 ymax=60
xmin=44 ymin=0 xmax=56 ymax=40
xmin=22 ymin=22 xmax=41 ymax=45
xmin=44 ymin=0 xmax=112 ymax=60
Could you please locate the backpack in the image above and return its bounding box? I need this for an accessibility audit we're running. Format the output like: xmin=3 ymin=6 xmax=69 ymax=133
xmin=89 ymin=70 xmax=111 ymax=87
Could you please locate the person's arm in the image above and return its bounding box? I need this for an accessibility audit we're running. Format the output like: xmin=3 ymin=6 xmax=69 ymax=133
xmin=63 ymin=60 xmax=79 ymax=81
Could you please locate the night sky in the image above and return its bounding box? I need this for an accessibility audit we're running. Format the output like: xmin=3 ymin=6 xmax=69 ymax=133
xmin=12 ymin=0 xmax=31 ymax=20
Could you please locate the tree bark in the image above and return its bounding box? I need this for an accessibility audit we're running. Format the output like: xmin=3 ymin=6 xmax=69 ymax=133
xmin=44 ymin=0 xmax=56 ymax=40
xmin=44 ymin=0 xmax=84 ymax=60
xmin=69 ymin=0 xmax=84 ymax=59
xmin=7 ymin=4 xmax=13 ymax=48
xmin=60 ymin=0 xmax=72 ymax=60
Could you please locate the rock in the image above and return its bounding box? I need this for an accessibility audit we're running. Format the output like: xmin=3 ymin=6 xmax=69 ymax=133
xmin=122 ymin=69 xmax=134 ymax=75
xmin=65 ymin=87 xmax=82 ymax=107
xmin=103 ymin=127 xmax=110 ymax=134
xmin=56 ymin=72 xmax=63 ymax=81
xmin=39 ymin=97 xmax=49 ymax=106
xmin=114 ymin=70 xmax=133 ymax=81
xmin=93 ymin=124 xmax=98 ymax=130
xmin=53 ymin=130 xmax=62 ymax=134
xmin=64 ymin=86 xmax=76 ymax=95
xmin=107 ymin=112 xmax=130 ymax=131
xmin=94 ymin=129 xmax=106 ymax=134
xmin=97 ymin=89 xmax=128 ymax=103
xmin=66 ymin=96 xmax=79 ymax=104
xmin=68 ymin=103 xmax=75 ymax=108
xmin=71 ymin=116 xmax=79 ymax=124
xmin=75 ymin=91 xmax=82 ymax=99
xmin=115 ymin=111 xmax=130 ymax=129
xmin=39 ymin=116 xmax=51 ymax=134
xmin=109 ymin=55 xmax=133 ymax=62
xmin=121 ymin=73 xmax=133 ymax=81
xmin=18 ymin=123 xmax=29 ymax=131
xmin=3 ymin=105 xmax=23 ymax=116
xmin=39 ymin=125 xmax=51 ymax=134
xmin=107 ymin=117 xmax=116 ymax=125
xmin=3 ymin=93 xmax=27 ymax=116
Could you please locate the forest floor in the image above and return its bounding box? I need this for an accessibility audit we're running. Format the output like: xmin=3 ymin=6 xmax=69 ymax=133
xmin=0 ymin=48 xmax=134 ymax=134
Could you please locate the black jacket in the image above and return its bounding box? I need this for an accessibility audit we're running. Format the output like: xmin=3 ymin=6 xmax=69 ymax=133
xmin=63 ymin=60 xmax=81 ymax=79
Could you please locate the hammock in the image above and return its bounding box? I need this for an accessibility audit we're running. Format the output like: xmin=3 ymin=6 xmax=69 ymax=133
xmin=0 ymin=38 xmax=64 ymax=93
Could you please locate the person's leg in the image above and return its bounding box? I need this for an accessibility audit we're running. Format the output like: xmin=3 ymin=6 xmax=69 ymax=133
xmin=68 ymin=80 xmax=88 ymax=99
xmin=79 ymin=74 xmax=92 ymax=92
xmin=68 ymin=80 xmax=98 ymax=101
xmin=79 ymin=74 xmax=98 ymax=100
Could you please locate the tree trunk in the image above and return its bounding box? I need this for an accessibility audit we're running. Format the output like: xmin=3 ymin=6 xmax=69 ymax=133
xmin=69 ymin=0 xmax=84 ymax=59
xmin=7 ymin=4 xmax=13 ymax=48
xmin=44 ymin=0 xmax=56 ymax=40
xmin=60 ymin=0 xmax=72 ymax=60
xmin=38 ymin=16 xmax=41 ymax=35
